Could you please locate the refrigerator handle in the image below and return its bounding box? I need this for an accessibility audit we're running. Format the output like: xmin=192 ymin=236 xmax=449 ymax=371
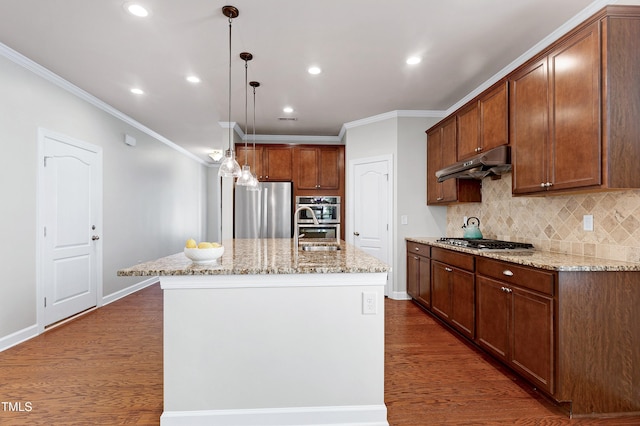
xmin=261 ymin=187 xmax=268 ymax=238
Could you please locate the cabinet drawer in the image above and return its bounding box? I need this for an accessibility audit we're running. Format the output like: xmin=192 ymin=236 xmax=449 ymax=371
xmin=407 ymin=242 xmax=430 ymax=257
xmin=476 ymin=257 xmax=555 ymax=296
xmin=431 ymin=247 xmax=474 ymax=272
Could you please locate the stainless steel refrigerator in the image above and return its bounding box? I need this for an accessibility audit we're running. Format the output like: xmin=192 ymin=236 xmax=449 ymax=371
xmin=234 ymin=182 xmax=293 ymax=238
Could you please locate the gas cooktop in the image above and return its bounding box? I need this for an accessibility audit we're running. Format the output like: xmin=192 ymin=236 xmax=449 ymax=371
xmin=437 ymin=238 xmax=534 ymax=251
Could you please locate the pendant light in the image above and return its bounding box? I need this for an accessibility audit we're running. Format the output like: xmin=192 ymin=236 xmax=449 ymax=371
xmin=218 ymin=5 xmax=242 ymax=178
xmin=247 ymin=80 xmax=261 ymax=191
xmin=236 ymin=52 xmax=254 ymax=186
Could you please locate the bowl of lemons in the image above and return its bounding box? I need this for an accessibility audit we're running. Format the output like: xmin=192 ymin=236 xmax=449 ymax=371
xmin=183 ymin=239 xmax=224 ymax=264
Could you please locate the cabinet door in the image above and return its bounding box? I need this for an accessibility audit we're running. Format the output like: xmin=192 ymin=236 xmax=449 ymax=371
xmin=417 ymin=256 xmax=431 ymax=309
xmin=295 ymin=147 xmax=318 ymax=189
xmin=450 ymin=268 xmax=475 ymax=339
xmin=480 ymin=81 xmax=509 ymax=153
xmin=511 ymin=286 xmax=554 ymax=394
xmin=549 ymin=21 xmax=601 ymax=191
xmin=406 ymin=254 xmax=419 ymax=299
xmin=431 ymin=261 xmax=452 ymax=320
xmin=426 ymin=128 xmax=442 ymax=205
xmin=510 ymin=58 xmax=549 ymax=194
xmin=318 ymin=147 xmax=340 ymax=190
xmin=264 ymin=146 xmax=293 ymax=181
xmin=440 ymin=118 xmax=459 ymax=202
xmin=476 ymin=276 xmax=510 ymax=362
xmin=457 ymin=103 xmax=479 ymax=161
xmin=236 ymin=145 xmax=263 ymax=180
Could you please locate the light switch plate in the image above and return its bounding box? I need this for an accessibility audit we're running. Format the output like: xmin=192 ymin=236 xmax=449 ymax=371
xmin=583 ymin=214 xmax=594 ymax=231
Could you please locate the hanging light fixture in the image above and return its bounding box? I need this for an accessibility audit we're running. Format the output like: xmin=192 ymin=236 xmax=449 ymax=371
xmin=236 ymin=52 xmax=254 ymax=186
xmin=247 ymin=80 xmax=261 ymax=191
xmin=218 ymin=5 xmax=242 ymax=178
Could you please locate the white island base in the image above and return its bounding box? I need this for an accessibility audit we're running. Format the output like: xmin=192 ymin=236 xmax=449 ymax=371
xmin=160 ymin=272 xmax=389 ymax=426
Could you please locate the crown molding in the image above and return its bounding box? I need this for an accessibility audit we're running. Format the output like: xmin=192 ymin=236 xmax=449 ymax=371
xmin=446 ymin=0 xmax=615 ymax=114
xmin=0 ymin=42 xmax=207 ymax=165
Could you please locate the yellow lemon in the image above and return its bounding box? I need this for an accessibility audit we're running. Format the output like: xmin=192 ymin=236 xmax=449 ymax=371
xmin=185 ymin=238 xmax=197 ymax=249
xmin=210 ymin=242 xmax=222 ymax=248
xmin=198 ymin=242 xmax=214 ymax=249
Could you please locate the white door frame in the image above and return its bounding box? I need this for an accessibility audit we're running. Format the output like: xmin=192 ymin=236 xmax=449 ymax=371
xmin=36 ymin=128 xmax=103 ymax=333
xmin=347 ymin=154 xmax=394 ymax=296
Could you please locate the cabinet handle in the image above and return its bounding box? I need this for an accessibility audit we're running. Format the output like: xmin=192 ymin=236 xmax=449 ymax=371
xmin=502 ymin=270 xmax=514 ymax=277
xmin=445 ymin=267 xmax=453 ymax=272
xmin=501 ymin=286 xmax=513 ymax=293
xmin=414 ymin=247 xmax=420 ymax=251
xmin=413 ymin=256 xmax=419 ymax=260
xmin=540 ymin=182 xmax=554 ymax=188
xmin=353 ymin=232 xmax=360 ymax=236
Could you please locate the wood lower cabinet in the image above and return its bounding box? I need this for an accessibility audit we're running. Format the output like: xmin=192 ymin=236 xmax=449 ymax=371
xmin=476 ymin=257 xmax=555 ymax=394
xmin=430 ymin=248 xmax=475 ymax=339
xmin=406 ymin=242 xmax=431 ymax=308
xmin=406 ymin=239 xmax=640 ymax=416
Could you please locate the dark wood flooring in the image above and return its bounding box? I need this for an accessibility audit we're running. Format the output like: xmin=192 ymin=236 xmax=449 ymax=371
xmin=1 ymin=283 xmax=638 ymax=425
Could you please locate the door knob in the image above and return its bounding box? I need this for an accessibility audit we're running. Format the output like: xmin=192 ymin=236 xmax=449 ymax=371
xmin=353 ymin=232 xmax=360 ymax=236
xmin=92 ymin=235 xmax=100 ymax=241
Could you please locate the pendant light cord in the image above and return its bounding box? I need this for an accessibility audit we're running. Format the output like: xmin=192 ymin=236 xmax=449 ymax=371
xmin=227 ymin=15 xmax=232 ymax=154
xmin=244 ymin=59 xmax=249 ymax=165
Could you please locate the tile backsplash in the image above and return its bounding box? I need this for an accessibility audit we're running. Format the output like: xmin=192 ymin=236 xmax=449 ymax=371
xmin=446 ymin=174 xmax=640 ymax=263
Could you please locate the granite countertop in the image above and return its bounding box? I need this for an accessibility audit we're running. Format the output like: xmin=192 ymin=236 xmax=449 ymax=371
xmin=406 ymin=237 xmax=640 ymax=272
xmin=117 ymin=238 xmax=390 ymax=276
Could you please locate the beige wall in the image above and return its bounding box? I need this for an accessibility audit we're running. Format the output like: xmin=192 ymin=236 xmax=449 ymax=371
xmin=447 ymin=174 xmax=640 ymax=263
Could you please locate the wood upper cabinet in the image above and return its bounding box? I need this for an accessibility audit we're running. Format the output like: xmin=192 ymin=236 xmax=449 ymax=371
xmin=293 ymin=146 xmax=343 ymax=191
xmin=511 ymin=21 xmax=601 ymax=194
xmin=476 ymin=257 xmax=555 ymax=394
xmin=236 ymin=145 xmax=263 ymax=179
xmin=406 ymin=242 xmax=431 ymax=308
xmin=426 ymin=118 xmax=481 ymax=205
xmin=235 ymin=144 xmax=292 ymax=181
xmin=457 ymin=81 xmax=508 ymax=162
xmin=263 ymin=146 xmax=293 ymax=181
xmin=456 ymin=103 xmax=479 ymax=161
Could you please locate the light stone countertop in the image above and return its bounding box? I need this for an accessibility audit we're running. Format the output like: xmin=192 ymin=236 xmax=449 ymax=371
xmin=406 ymin=237 xmax=640 ymax=272
xmin=117 ymin=238 xmax=390 ymax=276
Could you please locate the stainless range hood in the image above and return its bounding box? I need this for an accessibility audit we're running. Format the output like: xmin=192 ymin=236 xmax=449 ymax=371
xmin=435 ymin=145 xmax=511 ymax=182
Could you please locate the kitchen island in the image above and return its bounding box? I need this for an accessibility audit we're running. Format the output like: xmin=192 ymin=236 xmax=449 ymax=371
xmin=118 ymin=239 xmax=390 ymax=426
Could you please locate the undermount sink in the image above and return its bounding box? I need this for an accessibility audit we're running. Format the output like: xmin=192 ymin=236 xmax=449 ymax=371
xmin=300 ymin=245 xmax=341 ymax=251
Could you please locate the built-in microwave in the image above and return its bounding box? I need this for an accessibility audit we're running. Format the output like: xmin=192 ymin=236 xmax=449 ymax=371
xmin=295 ymin=196 xmax=340 ymax=224
xmin=297 ymin=224 xmax=340 ymax=240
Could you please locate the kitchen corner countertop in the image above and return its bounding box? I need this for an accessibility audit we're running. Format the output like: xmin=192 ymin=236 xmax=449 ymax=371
xmin=406 ymin=237 xmax=640 ymax=272
xmin=117 ymin=238 xmax=390 ymax=276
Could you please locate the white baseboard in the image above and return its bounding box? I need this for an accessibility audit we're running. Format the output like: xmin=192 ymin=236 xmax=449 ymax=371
xmin=0 ymin=324 xmax=38 ymax=353
xmin=160 ymin=404 xmax=388 ymax=426
xmin=1 ymin=278 xmax=158 ymax=353
xmin=101 ymin=276 xmax=158 ymax=306
xmin=387 ymin=291 xmax=411 ymax=301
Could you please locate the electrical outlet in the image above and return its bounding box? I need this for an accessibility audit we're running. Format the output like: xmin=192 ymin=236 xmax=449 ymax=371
xmin=362 ymin=291 xmax=377 ymax=315
xmin=583 ymin=214 xmax=594 ymax=231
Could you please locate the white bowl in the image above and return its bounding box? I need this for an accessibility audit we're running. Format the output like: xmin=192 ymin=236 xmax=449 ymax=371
xmin=184 ymin=246 xmax=224 ymax=264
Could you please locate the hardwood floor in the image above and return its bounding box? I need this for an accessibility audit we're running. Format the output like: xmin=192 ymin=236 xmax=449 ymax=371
xmin=1 ymin=283 xmax=639 ymax=425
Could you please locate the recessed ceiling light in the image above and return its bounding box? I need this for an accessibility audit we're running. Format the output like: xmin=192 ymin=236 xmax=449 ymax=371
xmin=406 ymin=56 xmax=422 ymax=65
xmin=186 ymin=75 xmax=201 ymax=84
xmin=126 ymin=3 xmax=149 ymax=17
xmin=308 ymin=66 xmax=322 ymax=75
xmin=283 ymin=106 xmax=294 ymax=113
xmin=130 ymin=88 xmax=144 ymax=95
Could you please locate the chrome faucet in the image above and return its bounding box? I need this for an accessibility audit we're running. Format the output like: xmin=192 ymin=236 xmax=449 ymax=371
xmin=293 ymin=206 xmax=319 ymax=248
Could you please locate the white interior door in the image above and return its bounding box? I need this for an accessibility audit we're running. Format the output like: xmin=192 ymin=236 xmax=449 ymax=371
xmin=352 ymin=157 xmax=391 ymax=293
xmin=41 ymin=131 xmax=102 ymax=327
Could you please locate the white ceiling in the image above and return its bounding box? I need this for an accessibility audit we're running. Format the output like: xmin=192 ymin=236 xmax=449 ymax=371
xmin=0 ymin=0 xmax=614 ymax=163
